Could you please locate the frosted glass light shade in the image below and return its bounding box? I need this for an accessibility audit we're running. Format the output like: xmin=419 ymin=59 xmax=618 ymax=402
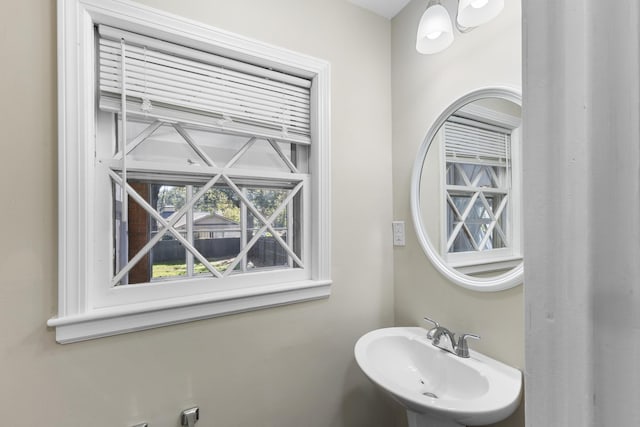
xmin=457 ymin=0 xmax=504 ymax=28
xmin=416 ymin=4 xmax=454 ymax=54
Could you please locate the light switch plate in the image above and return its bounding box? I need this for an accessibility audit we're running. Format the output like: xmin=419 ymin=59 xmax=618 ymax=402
xmin=392 ymin=221 xmax=405 ymax=246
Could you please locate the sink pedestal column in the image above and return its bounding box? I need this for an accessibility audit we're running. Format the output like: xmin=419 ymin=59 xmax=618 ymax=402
xmin=406 ymin=410 xmax=464 ymax=427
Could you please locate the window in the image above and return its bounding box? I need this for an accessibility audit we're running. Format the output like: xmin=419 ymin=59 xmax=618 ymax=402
xmin=440 ymin=105 xmax=521 ymax=273
xmin=49 ymin=0 xmax=331 ymax=343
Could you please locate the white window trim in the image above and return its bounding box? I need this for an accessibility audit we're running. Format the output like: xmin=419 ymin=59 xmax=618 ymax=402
xmin=440 ymin=104 xmax=522 ymax=274
xmin=49 ymin=0 xmax=331 ymax=343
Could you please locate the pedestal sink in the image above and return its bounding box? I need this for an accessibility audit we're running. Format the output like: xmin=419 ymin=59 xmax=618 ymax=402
xmin=354 ymin=327 xmax=522 ymax=427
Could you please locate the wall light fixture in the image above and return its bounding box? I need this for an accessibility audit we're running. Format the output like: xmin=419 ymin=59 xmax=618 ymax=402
xmin=416 ymin=0 xmax=504 ymax=54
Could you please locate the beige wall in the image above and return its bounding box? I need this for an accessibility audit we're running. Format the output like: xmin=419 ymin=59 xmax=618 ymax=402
xmin=391 ymin=1 xmax=524 ymax=426
xmin=0 ymin=1 xmax=399 ymax=426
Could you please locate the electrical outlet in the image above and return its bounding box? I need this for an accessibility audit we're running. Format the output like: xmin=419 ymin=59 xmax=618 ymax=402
xmin=392 ymin=221 xmax=405 ymax=246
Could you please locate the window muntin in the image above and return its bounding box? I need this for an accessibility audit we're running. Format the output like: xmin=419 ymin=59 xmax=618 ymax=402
xmin=445 ymin=163 xmax=509 ymax=252
xmin=104 ymin=117 xmax=307 ymax=287
xmin=112 ymin=178 xmax=301 ymax=285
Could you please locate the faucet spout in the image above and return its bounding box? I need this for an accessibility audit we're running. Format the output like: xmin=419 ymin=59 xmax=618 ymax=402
xmin=431 ymin=327 xmax=457 ymax=355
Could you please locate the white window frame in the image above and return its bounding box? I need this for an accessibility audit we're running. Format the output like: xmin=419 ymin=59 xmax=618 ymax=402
xmin=49 ymin=0 xmax=331 ymax=343
xmin=440 ymin=103 xmax=522 ymax=274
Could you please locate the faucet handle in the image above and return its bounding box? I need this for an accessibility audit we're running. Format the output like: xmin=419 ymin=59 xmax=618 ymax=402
xmin=423 ymin=316 xmax=440 ymax=340
xmin=456 ymin=333 xmax=480 ymax=358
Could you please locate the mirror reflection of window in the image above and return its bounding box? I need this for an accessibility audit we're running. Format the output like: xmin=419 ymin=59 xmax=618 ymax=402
xmin=421 ymin=97 xmax=522 ymax=276
xmin=444 ymin=119 xmax=511 ymax=255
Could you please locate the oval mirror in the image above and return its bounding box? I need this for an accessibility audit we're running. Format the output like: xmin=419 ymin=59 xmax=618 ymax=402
xmin=410 ymin=87 xmax=523 ymax=291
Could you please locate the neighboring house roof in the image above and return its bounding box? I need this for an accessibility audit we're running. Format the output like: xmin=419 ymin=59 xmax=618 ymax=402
xmin=173 ymin=211 xmax=238 ymax=230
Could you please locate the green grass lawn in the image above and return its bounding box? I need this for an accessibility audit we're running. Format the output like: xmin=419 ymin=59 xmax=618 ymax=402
xmin=153 ymin=258 xmax=234 ymax=278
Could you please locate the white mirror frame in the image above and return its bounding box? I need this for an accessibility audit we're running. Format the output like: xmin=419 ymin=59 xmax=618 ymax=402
xmin=410 ymin=86 xmax=523 ymax=292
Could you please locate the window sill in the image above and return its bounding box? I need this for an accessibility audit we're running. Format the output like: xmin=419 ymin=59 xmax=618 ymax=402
xmin=449 ymin=256 xmax=523 ymax=275
xmin=47 ymin=280 xmax=331 ymax=344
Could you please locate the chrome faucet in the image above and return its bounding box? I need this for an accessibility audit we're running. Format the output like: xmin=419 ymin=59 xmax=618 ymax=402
xmin=431 ymin=325 xmax=458 ymax=354
xmin=423 ymin=317 xmax=480 ymax=358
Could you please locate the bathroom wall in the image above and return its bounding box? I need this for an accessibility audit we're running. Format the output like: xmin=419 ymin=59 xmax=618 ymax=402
xmin=391 ymin=1 xmax=524 ymax=426
xmin=0 ymin=1 xmax=399 ymax=426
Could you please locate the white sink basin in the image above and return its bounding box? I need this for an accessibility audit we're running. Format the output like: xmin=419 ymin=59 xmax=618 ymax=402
xmin=354 ymin=327 xmax=522 ymax=427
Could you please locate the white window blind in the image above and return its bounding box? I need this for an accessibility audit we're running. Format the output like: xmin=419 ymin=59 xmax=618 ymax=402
xmin=98 ymin=25 xmax=312 ymax=144
xmin=444 ymin=119 xmax=510 ymax=163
